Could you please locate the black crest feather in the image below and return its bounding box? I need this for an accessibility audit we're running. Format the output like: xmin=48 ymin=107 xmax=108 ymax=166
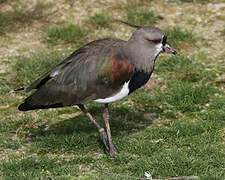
xmin=118 ymin=20 xmax=141 ymax=29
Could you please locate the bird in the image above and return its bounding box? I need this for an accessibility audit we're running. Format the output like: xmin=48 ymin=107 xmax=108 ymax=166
xmin=17 ymin=21 xmax=178 ymax=159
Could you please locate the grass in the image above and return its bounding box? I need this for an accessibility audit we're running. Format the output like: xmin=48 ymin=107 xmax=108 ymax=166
xmin=1 ymin=49 xmax=222 ymax=179
xmin=0 ymin=0 xmax=225 ymax=179
xmin=0 ymin=1 xmax=49 ymax=34
xmin=220 ymin=24 xmax=225 ymax=36
xmin=13 ymin=50 xmax=69 ymax=86
xmin=2 ymin=156 xmax=80 ymax=180
xmin=155 ymin=55 xmax=215 ymax=82
xmin=115 ymin=0 xmax=158 ymax=26
xmin=87 ymin=13 xmax=111 ymax=29
xmin=157 ymin=82 xmax=216 ymax=112
xmin=155 ymin=55 xmax=217 ymax=112
xmin=45 ymin=24 xmax=87 ymax=44
xmin=163 ymin=27 xmax=196 ymax=49
xmin=127 ymin=9 xmax=158 ymax=26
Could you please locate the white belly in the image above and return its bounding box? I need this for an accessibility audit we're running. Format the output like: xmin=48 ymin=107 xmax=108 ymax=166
xmin=94 ymin=81 xmax=130 ymax=103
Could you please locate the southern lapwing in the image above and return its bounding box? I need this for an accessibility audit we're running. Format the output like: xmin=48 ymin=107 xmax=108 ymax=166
xmin=17 ymin=21 xmax=177 ymax=159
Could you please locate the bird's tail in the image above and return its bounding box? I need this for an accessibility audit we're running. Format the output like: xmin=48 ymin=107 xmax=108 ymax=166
xmin=18 ymin=101 xmax=34 ymax=111
xmin=18 ymin=101 xmax=64 ymax=111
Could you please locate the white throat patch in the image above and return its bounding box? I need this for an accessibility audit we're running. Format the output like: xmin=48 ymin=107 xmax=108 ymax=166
xmin=154 ymin=43 xmax=163 ymax=57
xmin=94 ymin=81 xmax=130 ymax=103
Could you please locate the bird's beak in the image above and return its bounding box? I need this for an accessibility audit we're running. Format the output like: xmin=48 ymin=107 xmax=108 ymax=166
xmin=163 ymin=44 xmax=178 ymax=55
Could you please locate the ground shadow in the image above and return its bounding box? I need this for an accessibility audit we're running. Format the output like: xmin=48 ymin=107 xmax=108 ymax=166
xmin=20 ymin=104 xmax=161 ymax=154
xmin=28 ymin=105 xmax=158 ymax=137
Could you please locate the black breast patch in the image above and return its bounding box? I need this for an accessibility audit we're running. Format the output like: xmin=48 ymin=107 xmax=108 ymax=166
xmin=128 ymin=69 xmax=152 ymax=94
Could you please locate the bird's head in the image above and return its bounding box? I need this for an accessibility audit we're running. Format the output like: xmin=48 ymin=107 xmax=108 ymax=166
xmin=120 ymin=21 xmax=178 ymax=56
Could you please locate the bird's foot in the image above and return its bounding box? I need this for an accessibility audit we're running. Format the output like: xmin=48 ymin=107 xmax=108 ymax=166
xmin=110 ymin=141 xmax=119 ymax=154
xmin=109 ymin=149 xmax=120 ymax=163
xmin=99 ymin=129 xmax=119 ymax=161
xmin=99 ymin=129 xmax=109 ymax=151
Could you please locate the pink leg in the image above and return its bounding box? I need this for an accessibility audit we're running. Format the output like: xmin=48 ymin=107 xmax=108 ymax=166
xmin=103 ymin=104 xmax=118 ymax=158
xmin=78 ymin=104 xmax=118 ymax=159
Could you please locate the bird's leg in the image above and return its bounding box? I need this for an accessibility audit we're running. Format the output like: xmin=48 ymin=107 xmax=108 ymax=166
xmin=78 ymin=104 xmax=109 ymax=152
xmin=103 ymin=104 xmax=118 ymax=158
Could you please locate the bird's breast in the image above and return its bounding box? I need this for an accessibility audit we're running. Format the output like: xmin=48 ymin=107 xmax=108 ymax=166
xmin=128 ymin=70 xmax=152 ymax=94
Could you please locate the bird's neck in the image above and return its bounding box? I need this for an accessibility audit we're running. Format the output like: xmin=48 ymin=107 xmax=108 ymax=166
xmin=123 ymin=40 xmax=159 ymax=73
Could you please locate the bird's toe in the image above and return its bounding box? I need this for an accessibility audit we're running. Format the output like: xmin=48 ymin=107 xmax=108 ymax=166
xmin=99 ymin=130 xmax=119 ymax=156
xmin=100 ymin=130 xmax=110 ymax=151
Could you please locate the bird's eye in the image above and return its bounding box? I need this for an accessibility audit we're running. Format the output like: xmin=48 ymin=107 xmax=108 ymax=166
xmin=148 ymin=39 xmax=161 ymax=44
xmin=149 ymin=39 xmax=161 ymax=44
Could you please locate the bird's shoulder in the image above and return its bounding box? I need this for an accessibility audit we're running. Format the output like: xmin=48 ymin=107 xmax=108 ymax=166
xmin=98 ymin=52 xmax=134 ymax=87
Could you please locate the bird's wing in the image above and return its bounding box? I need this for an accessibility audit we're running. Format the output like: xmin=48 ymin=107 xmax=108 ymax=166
xmin=25 ymin=43 xmax=89 ymax=92
xmin=22 ymin=39 xmax=134 ymax=108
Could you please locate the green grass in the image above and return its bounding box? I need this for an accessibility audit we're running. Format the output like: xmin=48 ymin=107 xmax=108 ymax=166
xmin=2 ymin=24 xmax=225 ymax=179
xmin=1 ymin=49 xmax=222 ymax=179
xmin=127 ymin=9 xmax=158 ymax=26
xmin=0 ymin=41 xmax=222 ymax=179
xmin=2 ymin=156 xmax=80 ymax=180
xmin=114 ymin=0 xmax=158 ymax=26
xmin=156 ymin=55 xmax=215 ymax=82
xmin=45 ymin=24 xmax=87 ymax=44
xmin=87 ymin=13 xmax=111 ymax=29
xmin=155 ymin=55 xmax=217 ymax=112
xmin=220 ymin=24 xmax=225 ymax=36
xmin=157 ymin=82 xmax=216 ymax=112
xmin=13 ymin=50 xmax=69 ymax=86
xmin=163 ymin=27 xmax=196 ymax=49
xmin=0 ymin=2 xmax=49 ymax=34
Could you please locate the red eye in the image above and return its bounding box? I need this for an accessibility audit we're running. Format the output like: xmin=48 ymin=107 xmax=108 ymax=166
xmin=152 ymin=40 xmax=161 ymax=44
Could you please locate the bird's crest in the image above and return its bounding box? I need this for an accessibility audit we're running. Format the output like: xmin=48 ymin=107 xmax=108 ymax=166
xmin=118 ymin=20 xmax=141 ymax=29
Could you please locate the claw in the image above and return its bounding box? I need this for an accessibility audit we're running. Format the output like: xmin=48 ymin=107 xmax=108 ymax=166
xmin=100 ymin=130 xmax=109 ymax=151
xmin=99 ymin=129 xmax=119 ymax=161
xmin=109 ymin=150 xmax=120 ymax=163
